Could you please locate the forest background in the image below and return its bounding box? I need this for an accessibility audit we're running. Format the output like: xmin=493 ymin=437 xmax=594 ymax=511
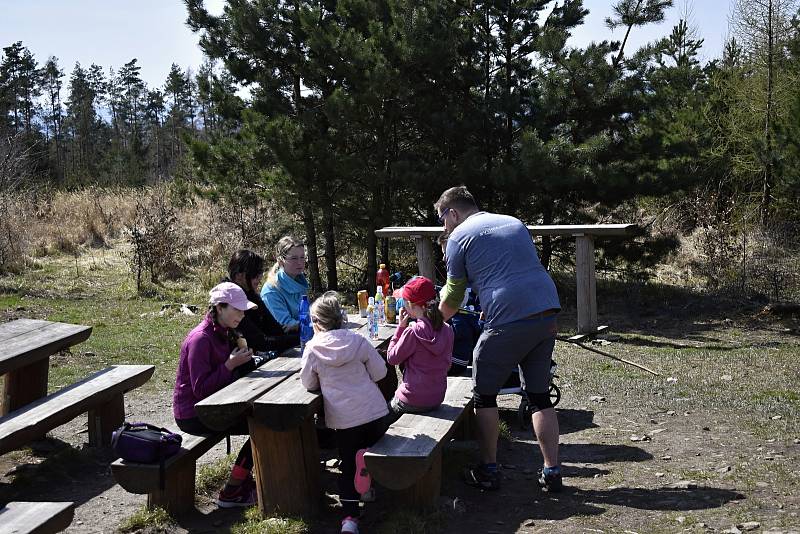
xmin=1 ymin=0 xmax=799 ymax=304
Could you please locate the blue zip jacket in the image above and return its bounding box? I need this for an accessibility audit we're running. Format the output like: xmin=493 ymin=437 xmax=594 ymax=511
xmin=260 ymin=268 xmax=309 ymax=328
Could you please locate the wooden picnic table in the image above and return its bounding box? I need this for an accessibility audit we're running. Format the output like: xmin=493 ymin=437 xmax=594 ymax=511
xmin=0 ymin=319 xmax=92 ymax=415
xmin=195 ymin=318 xmax=397 ymax=517
xmin=375 ymin=224 xmax=637 ymax=334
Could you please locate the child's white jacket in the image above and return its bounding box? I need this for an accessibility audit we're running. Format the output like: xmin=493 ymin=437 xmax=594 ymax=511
xmin=300 ymin=329 xmax=389 ymax=430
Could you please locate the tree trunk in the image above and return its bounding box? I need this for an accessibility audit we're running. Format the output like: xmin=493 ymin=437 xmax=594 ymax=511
xmin=301 ymin=201 xmax=322 ymax=293
xmin=321 ymin=195 xmax=338 ymax=290
xmin=761 ymin=0 xmax=775 ymax=225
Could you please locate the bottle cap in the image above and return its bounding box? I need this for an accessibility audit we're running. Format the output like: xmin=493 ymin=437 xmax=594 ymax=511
xmin=376 ymin=286 xmax=383 ymax=295
xmin=368 ymin=297 xmax=375 ymax=305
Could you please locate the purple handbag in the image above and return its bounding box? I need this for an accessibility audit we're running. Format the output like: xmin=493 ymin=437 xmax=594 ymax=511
xmin=112 ymin=422 xmax=183 ymax=488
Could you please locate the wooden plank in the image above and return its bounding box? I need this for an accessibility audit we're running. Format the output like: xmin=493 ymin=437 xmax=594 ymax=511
xmin=194 ymin=357 xmax=300 ymax=432
xmin=251 ymin=373 xmax=321 ymax=431
xmin=0 ymin=321 xmax=92 ymax=375
xmin=249 ymin=416 xmax=321 ymax=517
xmin=566 ymin=325 xmax=609 ymax=343
xmin=0 ymin=319 xmax=53 ymax=342
xmin=0 ymin=501 xmax=75 ymax=534
xmin=111 ymin=431 xmax=226 ymax=493
xmin=364 ymin=377 xmax=472 ymax=490
xmin=0 ymin=365 xmax=154 ymax=455
xmin=576 ymin=235 xmax=598 ymax=334
xmin=375 ymin=224 xmax=638 ymax=238
xmin=388 ymin=449 xmax=442 ymax=510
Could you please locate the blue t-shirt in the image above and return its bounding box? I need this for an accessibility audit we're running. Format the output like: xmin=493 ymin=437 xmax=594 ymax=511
xmin=445 ymin=212 xmax=560 ymax=327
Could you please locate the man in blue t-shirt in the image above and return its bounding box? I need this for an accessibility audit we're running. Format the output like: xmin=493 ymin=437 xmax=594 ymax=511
xmin=436 ymin=185 xmax=563 ymax=493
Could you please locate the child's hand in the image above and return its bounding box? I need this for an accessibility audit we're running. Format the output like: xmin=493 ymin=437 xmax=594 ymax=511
xmin=398 ymin=307 xmax=409 ymax=328
xmin=225 ymin=347 xmax=254 ymax=370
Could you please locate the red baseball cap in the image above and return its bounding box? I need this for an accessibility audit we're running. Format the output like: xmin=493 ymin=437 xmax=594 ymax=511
xmin=398 ymin=276 xmax=437 ymax=306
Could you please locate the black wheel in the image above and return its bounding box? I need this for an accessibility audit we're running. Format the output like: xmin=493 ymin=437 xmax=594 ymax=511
xmin=549 ymin=383 xmax=561 ymax=407
xmin=518 ymin=396 xmax=531 ymax=429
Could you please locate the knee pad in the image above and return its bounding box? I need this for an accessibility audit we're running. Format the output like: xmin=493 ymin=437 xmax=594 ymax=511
xmin=473 ymin=391 xmax=497 ymax=409
xmin=527 ymin=391 xmax=553 ymax=413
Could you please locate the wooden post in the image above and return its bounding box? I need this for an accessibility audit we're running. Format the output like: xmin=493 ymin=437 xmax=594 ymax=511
xmin=1 ymin=359 xmax=49 ymax=415
xmin=248 ymin=416 xmax=321 ymax=517
xmin=88 ymin=394 xmax=125 ymax=447
xmin=413 ymin=236 xmax=436 ymax=283
xmin=147 ymin=458 xmax=197 ymax=515
xmin=575 ymin=234 xmax=598 ymax=334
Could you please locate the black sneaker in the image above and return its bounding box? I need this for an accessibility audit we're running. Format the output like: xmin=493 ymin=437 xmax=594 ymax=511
xmin=537 ymin=467 xmax=563 ymax=493
xmin=463 ymin=464 xmax=501 ymax=491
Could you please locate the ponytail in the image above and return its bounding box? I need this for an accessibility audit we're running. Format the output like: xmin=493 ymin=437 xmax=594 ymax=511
xmin=423 ymin=301 xmax=445 ymax=331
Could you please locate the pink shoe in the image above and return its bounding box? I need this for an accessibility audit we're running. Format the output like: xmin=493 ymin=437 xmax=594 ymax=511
xmin=354 ymin=448 xmax=371 ymax=495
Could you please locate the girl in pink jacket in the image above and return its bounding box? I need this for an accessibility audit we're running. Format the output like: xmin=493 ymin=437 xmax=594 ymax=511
xmin=300 ymin=291 xmax=388 ymax=534
xmin=387 ymin=276 xmax=454 ymax=420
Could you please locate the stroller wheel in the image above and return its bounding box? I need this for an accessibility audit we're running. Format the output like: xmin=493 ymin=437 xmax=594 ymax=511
xmin=518 ymin=396 xmax=531 ymax=429
xmin=549 ymin=383 xmax=561 ymax=407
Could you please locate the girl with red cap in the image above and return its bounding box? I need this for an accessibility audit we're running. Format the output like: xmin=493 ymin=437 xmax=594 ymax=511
xmin=386 ymin=276 xmax=454 ymax=420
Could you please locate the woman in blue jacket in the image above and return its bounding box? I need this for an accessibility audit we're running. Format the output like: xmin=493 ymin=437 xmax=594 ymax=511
xmin=260 ymin=235 xmax=309 ymax=332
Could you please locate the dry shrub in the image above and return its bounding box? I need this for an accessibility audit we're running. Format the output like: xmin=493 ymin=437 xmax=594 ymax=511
xmin=0 ymin=193 xmax=30 ymax=273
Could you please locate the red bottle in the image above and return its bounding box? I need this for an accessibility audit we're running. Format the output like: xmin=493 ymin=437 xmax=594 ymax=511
xmin=376 ymin=263 xmax=390 ymax=298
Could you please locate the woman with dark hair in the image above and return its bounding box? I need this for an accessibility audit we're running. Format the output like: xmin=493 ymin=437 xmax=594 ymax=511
xmin=225 ymin=249 xmax=299 ymax=353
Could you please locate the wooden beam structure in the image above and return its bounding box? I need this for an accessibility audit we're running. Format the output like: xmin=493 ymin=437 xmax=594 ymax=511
xmin=375 ymin=224 xmax=637 ymax=334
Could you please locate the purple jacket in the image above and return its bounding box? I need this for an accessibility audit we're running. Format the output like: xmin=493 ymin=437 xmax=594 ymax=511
xmin=387 ymin=317 xmax=453 ymax=408
xmin=173 ymin=314 xmax=235 ymax=420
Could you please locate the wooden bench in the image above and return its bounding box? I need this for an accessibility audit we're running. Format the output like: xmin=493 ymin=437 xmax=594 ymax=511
xmin=0 ymin=365 xmax=154 ymax=454
xmin=364 ymin=376 xmax=473 ymax=509
xmin=110 ymin=430 xmax=226 ymax=515
xmin=0 ymin=501 xmax=75 ymax=534
xmin=0 ymin=319 xmax=92 ymax=415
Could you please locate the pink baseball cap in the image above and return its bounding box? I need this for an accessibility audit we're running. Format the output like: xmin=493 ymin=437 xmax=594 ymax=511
xmin=209 ymin=282 xmax=258 ymax=311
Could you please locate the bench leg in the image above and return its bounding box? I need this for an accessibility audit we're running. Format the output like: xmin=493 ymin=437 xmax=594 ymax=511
xmin=88 ymin=393 xmax=125 ymax=446
xmin=391 ymin=449 xmax=442 ymax=510
xmin=1 ymin=359 xmax=49 ymax=415
xmin=147 ymin=458 xmax=197 ymax=515
xmin=248 ymin=416 xmax=321 ymax=517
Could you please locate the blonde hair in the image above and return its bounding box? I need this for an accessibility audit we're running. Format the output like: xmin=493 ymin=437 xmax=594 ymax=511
xmin=266 ymin=235 xmax=304 ymax=287
xmin=310 ymin=291 xmax=344 ymax=332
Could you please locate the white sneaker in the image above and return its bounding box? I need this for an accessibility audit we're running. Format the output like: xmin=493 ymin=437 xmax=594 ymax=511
xmin=341 ymin=516 xmax=359 ymax=534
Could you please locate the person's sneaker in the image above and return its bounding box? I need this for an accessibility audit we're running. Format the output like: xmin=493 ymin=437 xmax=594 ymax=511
xmin=360 ymin=487 xmax=376 ymax=503
xmin=341 ymin=516 xmax=359 ymax=534
xmin=537 ymin=466 xmax=563 ymax=493
xmin=463 ymin=463 xmax=501 ymax=491
xmin=215 ymin=482 xmax=257 ymax=508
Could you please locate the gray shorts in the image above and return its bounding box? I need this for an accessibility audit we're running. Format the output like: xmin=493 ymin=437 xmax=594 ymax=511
xmin=472 ymin=316 xmax=557 ymax=395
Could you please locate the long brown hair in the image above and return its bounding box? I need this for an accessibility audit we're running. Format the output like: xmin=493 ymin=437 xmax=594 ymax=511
xmin=422 ymin=300 xmax=445 ymax=331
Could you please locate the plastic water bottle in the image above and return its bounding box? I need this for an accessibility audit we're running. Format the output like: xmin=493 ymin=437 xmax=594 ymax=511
xmin=367 ymin=297 xmax=378 ymax=340
xmin=299 ymin=295 xmax=313 ymax=351
xmin=375 ymin=286 xmax=385 ymax=325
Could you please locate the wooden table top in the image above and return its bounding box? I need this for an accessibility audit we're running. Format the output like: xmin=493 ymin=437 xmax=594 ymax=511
xmin=0 ymin=319 xmax=92 ymax=375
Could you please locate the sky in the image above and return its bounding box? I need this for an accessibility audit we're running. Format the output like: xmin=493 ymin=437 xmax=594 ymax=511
xmin=0 ymin=0 xmax=730 ymax=90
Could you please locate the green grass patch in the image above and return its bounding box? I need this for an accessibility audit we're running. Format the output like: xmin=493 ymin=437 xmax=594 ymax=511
xmin=377 ymin=509 xmax=445 ymax=534
xmin=231 ymin=508 xmax=309 ymax=534
xmin=196 ymin=453 xmax=236 ymax=497
xmin=497 ymin=419 xmax=514 ymax=442
xmin=117 ymin=506 xmax=175 ymax=533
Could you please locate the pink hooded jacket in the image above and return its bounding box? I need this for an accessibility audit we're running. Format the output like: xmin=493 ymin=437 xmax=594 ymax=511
xmin=300 ymin=329 xmax=389 ymax=430
xmin=387 ymin=317 xmax=453 ymax=408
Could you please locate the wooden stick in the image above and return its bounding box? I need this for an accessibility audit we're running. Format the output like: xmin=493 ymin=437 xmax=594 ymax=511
xmin=557 ymin=337 xmax=661 ymax=377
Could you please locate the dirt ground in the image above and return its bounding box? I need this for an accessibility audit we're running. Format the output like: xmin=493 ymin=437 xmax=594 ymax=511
xmin=1 ymin=302 xmax=799 ymax=534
